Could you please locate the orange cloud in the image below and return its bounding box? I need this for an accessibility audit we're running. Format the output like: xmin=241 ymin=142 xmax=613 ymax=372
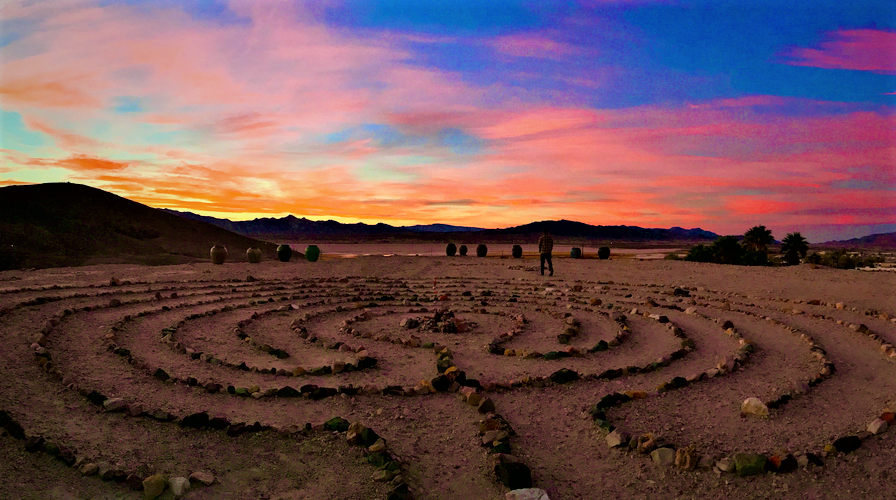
xmin=0 ymin=80 xmax=102 ymax=108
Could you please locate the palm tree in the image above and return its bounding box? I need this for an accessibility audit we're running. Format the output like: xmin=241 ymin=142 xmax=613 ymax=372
xmin=780 ymin=232 xmax=809 ymax=265
xmin=743 ymin=225 xmax=773 ymax=253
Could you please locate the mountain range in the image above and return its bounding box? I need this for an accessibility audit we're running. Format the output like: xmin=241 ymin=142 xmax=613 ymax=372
xmin=161 ymin=209 xmax=721 ymax=243
xmin=1 ymin=182 xmax=891 ymax=270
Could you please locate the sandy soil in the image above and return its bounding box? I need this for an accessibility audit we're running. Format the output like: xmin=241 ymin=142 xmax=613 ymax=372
xmin=0 ymin=253 xmax=894 ymax=500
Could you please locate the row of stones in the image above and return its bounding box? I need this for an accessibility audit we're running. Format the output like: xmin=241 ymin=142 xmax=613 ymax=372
xmin=1 ymin=275 xmax=277 ymax=318
xmin=158 ymin=298 xmax=380 ymax=379
xmin=36 ymin=276 xmax=747 ymax=404
xmin=595 ymin=304 xmax=891 ymax=477
xmin=34 ymin=288 xmax=376 ymax=404
xmin=0 ymin=405 xmax=215 ymax=498
xmin=18 ymin=301 xmax=415 ymax=499
xmin=431 ymin=344 xmax=539 ymax=494
xmin=682 ymin=308 xmax=833 ymax=412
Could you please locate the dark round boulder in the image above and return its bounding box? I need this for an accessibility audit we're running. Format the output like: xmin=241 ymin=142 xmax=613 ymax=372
xmin=446 ymin=243 xmax=457 ymax=256
xmin=511 ymin=245 xmax=522 ymax=258
xmin=598 ymin=246 xmax=611 ymax=260
xmin=476 ymin=244 xmax=488 ymax=257
xmin=570 ymin=247 xmax=582 ymax=259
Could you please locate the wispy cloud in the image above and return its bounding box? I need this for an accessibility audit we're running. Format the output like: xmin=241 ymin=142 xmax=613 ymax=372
xmin=779 ymin=29 xmax=896 ymax=74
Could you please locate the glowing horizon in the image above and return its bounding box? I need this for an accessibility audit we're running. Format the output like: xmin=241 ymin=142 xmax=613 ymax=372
xmin=1 ymin=1 xmax=894 ymax=243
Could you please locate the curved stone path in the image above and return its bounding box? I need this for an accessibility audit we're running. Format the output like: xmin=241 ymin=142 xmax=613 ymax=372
xmin=0 ymin=258 xmax=894 ymax=499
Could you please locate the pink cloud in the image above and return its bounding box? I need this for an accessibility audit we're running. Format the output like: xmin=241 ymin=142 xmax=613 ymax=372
xmin=780 ymin=29 xmax=896 ymax=74
xmin=489 ymin=34 xmax=583 ymax=60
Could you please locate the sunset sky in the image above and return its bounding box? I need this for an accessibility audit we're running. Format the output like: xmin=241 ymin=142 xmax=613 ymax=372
xmin=1 ymin=0 xmax=894 ymax=242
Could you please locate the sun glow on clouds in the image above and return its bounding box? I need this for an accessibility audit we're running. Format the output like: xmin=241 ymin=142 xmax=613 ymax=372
xmin=0 ymin=1 xmax=894 ymax=241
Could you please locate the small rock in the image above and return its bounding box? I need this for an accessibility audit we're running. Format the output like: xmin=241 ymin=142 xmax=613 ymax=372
xmin=189 ymin=471 xmax=215 ymax=486
xmin=103 ymin=398 xmax=128 ymax=412
xmin=478 ymin=398 xmax=496 ymax=414
xmin=833 ymin=436 xmax=861 ymax=453
xmin=636 ymin=433 xmax=657 ymax=454
xmin=495 ymin=462 xmax=533 ymax=490
xmin=369 ymin=438 xmax=387 ymax=453
xmin=732 ymin=453 xmax=767 ymax=476
xmin=741 ymin=397 xmax=769 ymax=418
xmin=467 ymin=392 xmax=483 ymax=407
xmin=716 ymin=458 xmax=735 ymax=473
xmin=650 ymin=447 xmax=675 ymax=466
xmin=79 ymin=463 xmax=99 ymax=476
xmin=142 ymin=474 xmax=167 ymax=499
xmin=796 ymin=454 xmax=809 ymax=468
xmin=675 ymin=444 xmax=698 ymax=470
xmin=506 ymin=488 xmax=551 ymax=500
xmin=868 ymin=418 xmax=888 ymax=435
xmin=168 ymin=477 xmax=190 ymax=497
xmin=606 ymin=429 xmax=630 ymax=448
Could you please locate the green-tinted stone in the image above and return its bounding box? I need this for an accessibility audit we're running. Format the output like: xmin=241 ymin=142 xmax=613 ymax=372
xmin=733 ymin=453 xmax=767 ymax=477
xmin=490 ymin=442 xmax=512 ymax=454
xmin=324 ymin=417 xmax=350 ymax=433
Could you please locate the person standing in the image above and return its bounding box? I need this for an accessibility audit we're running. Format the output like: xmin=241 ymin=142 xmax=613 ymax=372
xmin=538 ymin=229 xmax=554 ymax=276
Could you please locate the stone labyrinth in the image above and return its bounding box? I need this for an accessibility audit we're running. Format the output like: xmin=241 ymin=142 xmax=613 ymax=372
xmin=0 ymin=260 xmax=895 ymax=499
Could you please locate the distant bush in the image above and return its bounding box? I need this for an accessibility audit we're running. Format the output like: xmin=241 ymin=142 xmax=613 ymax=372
xmin=663 ymin=252 xmax=681 ymax=260
xmin=685 ymin=244 xmax=715 ymax=263
xmin=809 ymin=250 xmax=883 ymax=270
xmin=685 ymin=236 xmax=769 ymax=267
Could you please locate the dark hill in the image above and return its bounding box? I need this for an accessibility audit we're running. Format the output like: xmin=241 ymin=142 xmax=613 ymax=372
xmin=483 ymin=220 xmax=719 ymax=242
xmin=821 ymin=232 xmax=896 ymax=250
xmin=0 ymin=183 xmax=280 ymax=270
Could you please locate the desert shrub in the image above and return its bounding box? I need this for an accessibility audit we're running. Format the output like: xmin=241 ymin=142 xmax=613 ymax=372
xmin=806 ymin=253 xmax=822 ymax=265
xmin=741 ymin=250 xmax=769 ymax=266
xmin=664 ymin=252 xmax=681 ymax=260
xmin=711 ymin=236 xmax=744 ymax=265
xmin=816 ymin=250 xmax=882 ymax=270
xmin=685 ymin=244 xmax=714 ymax=263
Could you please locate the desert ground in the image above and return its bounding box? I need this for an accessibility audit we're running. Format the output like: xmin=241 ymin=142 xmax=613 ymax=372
xmin=1 ymin=248 xmax=894 ymax=500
